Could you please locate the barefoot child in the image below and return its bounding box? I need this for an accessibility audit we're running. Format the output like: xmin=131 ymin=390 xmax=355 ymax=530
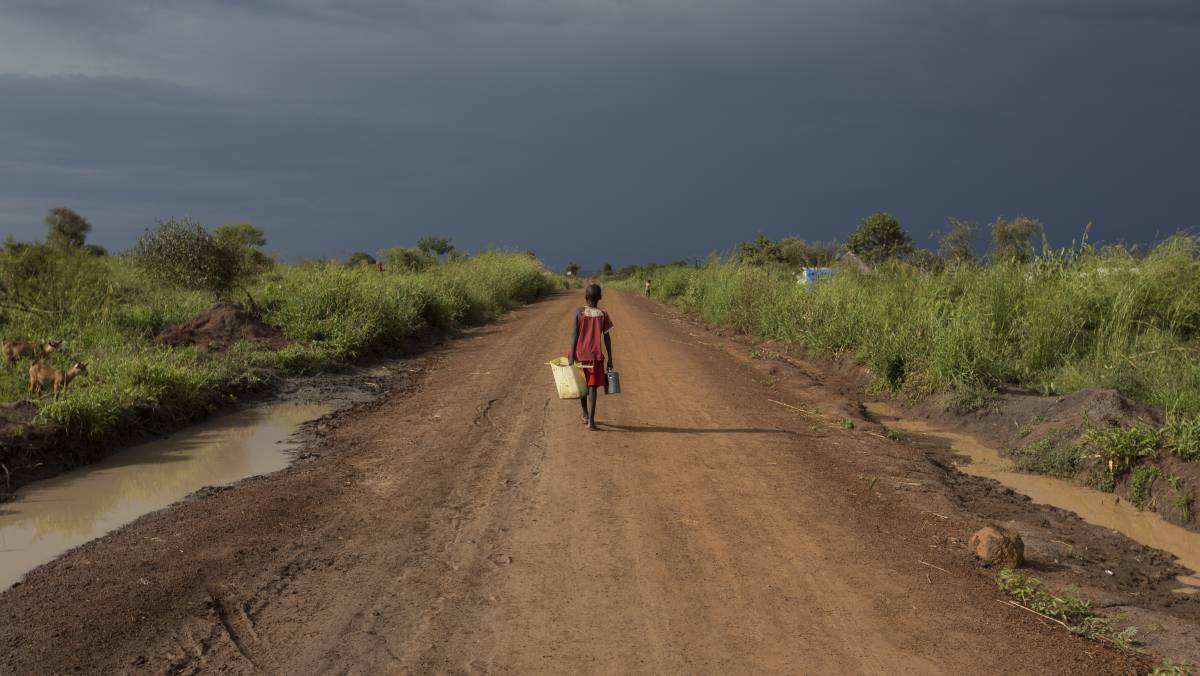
xmin=569 ymin=284 xmax=614 ymax=430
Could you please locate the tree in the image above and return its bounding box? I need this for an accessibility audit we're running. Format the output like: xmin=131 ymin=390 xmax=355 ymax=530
xmin=846 ymin=212 xmax=914 ymax=265
xmin=602 ymin=263 xmax=614 ymax=276
xmin=133 ymin=218 xmax=264 ymax=303
xmin=908 ymin=248 xmax=944 ymax=272
xmin=3 ymin=235 xmax=30 ymax=254
xmin=938 ymin=219 xmax=976 ymax=264
xmin=778 ymin=237 xmax=838 ymax=267
xmin=45 ymin=207 xmax=91 ymax=250
xmin=382 ymin=247 xmax=432 ymax=272
xmin=346 ymin=251 xmax=376 ymax=267
xmin=1 ymin=237 xmax=111 ymax=317
xmin=736 ymin=233 xmax=782 ymax=266
xmin=214 ymin=222 xmax=273 ymax=275
xmin=990 ymin=216 xmax=1044 ymax=263
xmin=565 ymin=261 xmax=580 ymax=276
xmin=416 ymin=236 xmax=455 ymax=261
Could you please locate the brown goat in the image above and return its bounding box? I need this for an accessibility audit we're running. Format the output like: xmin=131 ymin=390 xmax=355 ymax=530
xmin=28 ymin=361 xmax=87 ymax=399
xmin=3 ymin=339 xmax=62 ymax=367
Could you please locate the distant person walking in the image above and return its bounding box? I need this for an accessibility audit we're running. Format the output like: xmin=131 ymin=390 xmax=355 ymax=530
xmin=644 ymin=279 xmax=652 ymax=297
xmin=569 ymin=284 xmax=615 ymax=431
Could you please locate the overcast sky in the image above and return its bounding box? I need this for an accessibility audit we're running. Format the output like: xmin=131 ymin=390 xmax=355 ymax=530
xmin=1 ymin=0 xmax=1197 ymax=268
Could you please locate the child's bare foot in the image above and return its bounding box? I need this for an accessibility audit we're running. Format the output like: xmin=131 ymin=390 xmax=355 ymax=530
xmin=581 ymin=414 xmax=589 ymax=425
xmin=588 ymin=423 xmax=600 ymax=431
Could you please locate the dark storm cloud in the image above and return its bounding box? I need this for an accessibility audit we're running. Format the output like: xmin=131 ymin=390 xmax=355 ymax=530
xmin=1013 ymin=0 xmax=1200 ymax=24
xmin=0 ymin=0 xmax=1197 ymax=266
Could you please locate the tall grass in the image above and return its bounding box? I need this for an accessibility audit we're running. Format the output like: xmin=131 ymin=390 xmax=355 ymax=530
xmin=1 ymin=250 xmax=564 ymax=439
xmin=615 ymin=235 xmax=1200 ymax=416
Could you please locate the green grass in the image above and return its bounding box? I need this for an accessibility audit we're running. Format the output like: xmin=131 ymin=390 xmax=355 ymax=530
xmin=1166 ymin=413 xmax=1200 ymax=461
xmin=1129 ymin=465 xmax=1165 ymax=509
xmin=1 ymin=250 xmax=564 ymax=439
xmin=997 ymin=569 xmax=1138 ymax=650
xmin=1011 ymin=434 xmax=1080 ymax=478
xmin=1150 ymin=659 xmax=1198 ymax=676
xmin=612 ymin=235 xmax=1200 ymax=418
xmin=1079 ymin=422 xmax=1165 ymax=474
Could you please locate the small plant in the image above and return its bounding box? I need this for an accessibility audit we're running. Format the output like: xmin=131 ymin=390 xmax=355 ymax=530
xmin=1011 ymin=434 xmax=1080 ymax=479
xmin=841 ymin=419 xmax=855 ymax=430
xmin=997 ymin=569 xmax=1137 ymax=650
xmin=1166 ymin=413 xmax=1200 ymax=461
xmin=1129 ymin=464 xmax=1164 ymax=509
xmin=1151 ymin=659 xmax=1198 ymax=675
xmin=1166 ymin=475 xmax=1194 ymax=522
xmin=1077 ymin=422 xmax=1166 ymax=487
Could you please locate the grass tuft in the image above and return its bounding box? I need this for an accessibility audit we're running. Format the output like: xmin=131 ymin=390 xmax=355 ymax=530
xmin=997 ymin=569 xmax=1138 ymax=650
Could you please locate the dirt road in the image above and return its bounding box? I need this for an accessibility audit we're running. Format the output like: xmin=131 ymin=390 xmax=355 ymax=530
xmin=1 ymin=290 xmax=1143 ymax=674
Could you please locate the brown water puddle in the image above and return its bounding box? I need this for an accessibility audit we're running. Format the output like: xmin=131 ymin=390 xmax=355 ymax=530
xmin=0 ymin=402 xmax=328 ymax=589
xmin=866 ymin=402 xmax=1200 ymax=591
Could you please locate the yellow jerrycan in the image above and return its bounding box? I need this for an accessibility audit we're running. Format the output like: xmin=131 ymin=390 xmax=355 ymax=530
xmin=546 ymin=357 xmax=587 ymax=399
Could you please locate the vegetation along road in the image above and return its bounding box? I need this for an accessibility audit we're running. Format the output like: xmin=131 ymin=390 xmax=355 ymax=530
xmin=1 ymin=289 xmax=1157 ymax=674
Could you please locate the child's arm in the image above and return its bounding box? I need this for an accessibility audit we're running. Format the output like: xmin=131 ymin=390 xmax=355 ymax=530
xmin=569 ymin=309 xmax=580 ymax=364
xmin=604 ymin=331 xmax=613 ymax=369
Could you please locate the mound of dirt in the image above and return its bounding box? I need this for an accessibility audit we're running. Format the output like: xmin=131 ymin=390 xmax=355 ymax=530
xmin=156 ymin=303 xmax=287 ymax=350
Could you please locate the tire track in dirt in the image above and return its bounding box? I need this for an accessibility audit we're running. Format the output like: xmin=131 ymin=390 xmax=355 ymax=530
xmin=0 ymin=291 xmax=1146 ymax=674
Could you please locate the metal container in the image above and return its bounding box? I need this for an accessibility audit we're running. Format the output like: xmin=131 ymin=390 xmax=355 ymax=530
xmin=605 ymin=369 xmax=621 ymax=395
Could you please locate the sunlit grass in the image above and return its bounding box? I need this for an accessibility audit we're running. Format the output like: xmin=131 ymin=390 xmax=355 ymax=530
xmin=612 ymin=235 xmax=1200 ymax=416
xmin=1 ymin=251 xmax=565 ymax=438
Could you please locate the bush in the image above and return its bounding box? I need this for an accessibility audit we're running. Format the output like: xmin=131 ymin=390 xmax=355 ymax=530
xmin=846 ymin=212 xmax=914 ymax=265
xmin=133 ymin=218 xmax=264 ymax=302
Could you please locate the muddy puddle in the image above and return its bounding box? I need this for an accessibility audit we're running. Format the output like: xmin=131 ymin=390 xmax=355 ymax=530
xmin=0 ymin=402 xmax=328 ymax=589
xmin=866 ymin=402 xmax=1200 ymax=591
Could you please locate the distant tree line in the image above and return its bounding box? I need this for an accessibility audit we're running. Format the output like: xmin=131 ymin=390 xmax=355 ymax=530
xmin=344 ymin=235 xmax=468 ymax=272
xmin=599 ymin=212 xmax=1054 ymax=277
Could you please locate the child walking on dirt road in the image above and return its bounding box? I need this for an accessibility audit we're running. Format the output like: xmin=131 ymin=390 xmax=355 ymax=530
xmin=569 ymin=284 xmax=614 ymax=431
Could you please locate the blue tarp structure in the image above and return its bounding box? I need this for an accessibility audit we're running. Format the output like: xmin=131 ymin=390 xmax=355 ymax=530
xmin=798 ymin=267 xmax=834 ymax=285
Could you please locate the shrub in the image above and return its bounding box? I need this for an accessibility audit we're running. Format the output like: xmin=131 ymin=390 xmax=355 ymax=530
xmin=990 ymin=216 xmax=1044 ymax=263
xmin=133 ymin=218 xmax=265 ymax=303
xmin=45 ymin=207 xmax=92 ymax=250
xmin=846 ymin=212 xmax=914 ymax=265
xmin=382 ymin=247 xmax=432 ymax=273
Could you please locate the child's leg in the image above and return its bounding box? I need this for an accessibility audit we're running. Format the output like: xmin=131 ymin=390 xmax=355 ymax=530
xmin=579 ymin=395 xmax=589 ymax=423
xmin=587 ymin=386 xmax=599 ymax=428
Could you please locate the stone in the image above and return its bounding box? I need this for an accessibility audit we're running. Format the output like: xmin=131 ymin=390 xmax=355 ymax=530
xmin=970 ymin=525 xmax=1024 ymax=568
